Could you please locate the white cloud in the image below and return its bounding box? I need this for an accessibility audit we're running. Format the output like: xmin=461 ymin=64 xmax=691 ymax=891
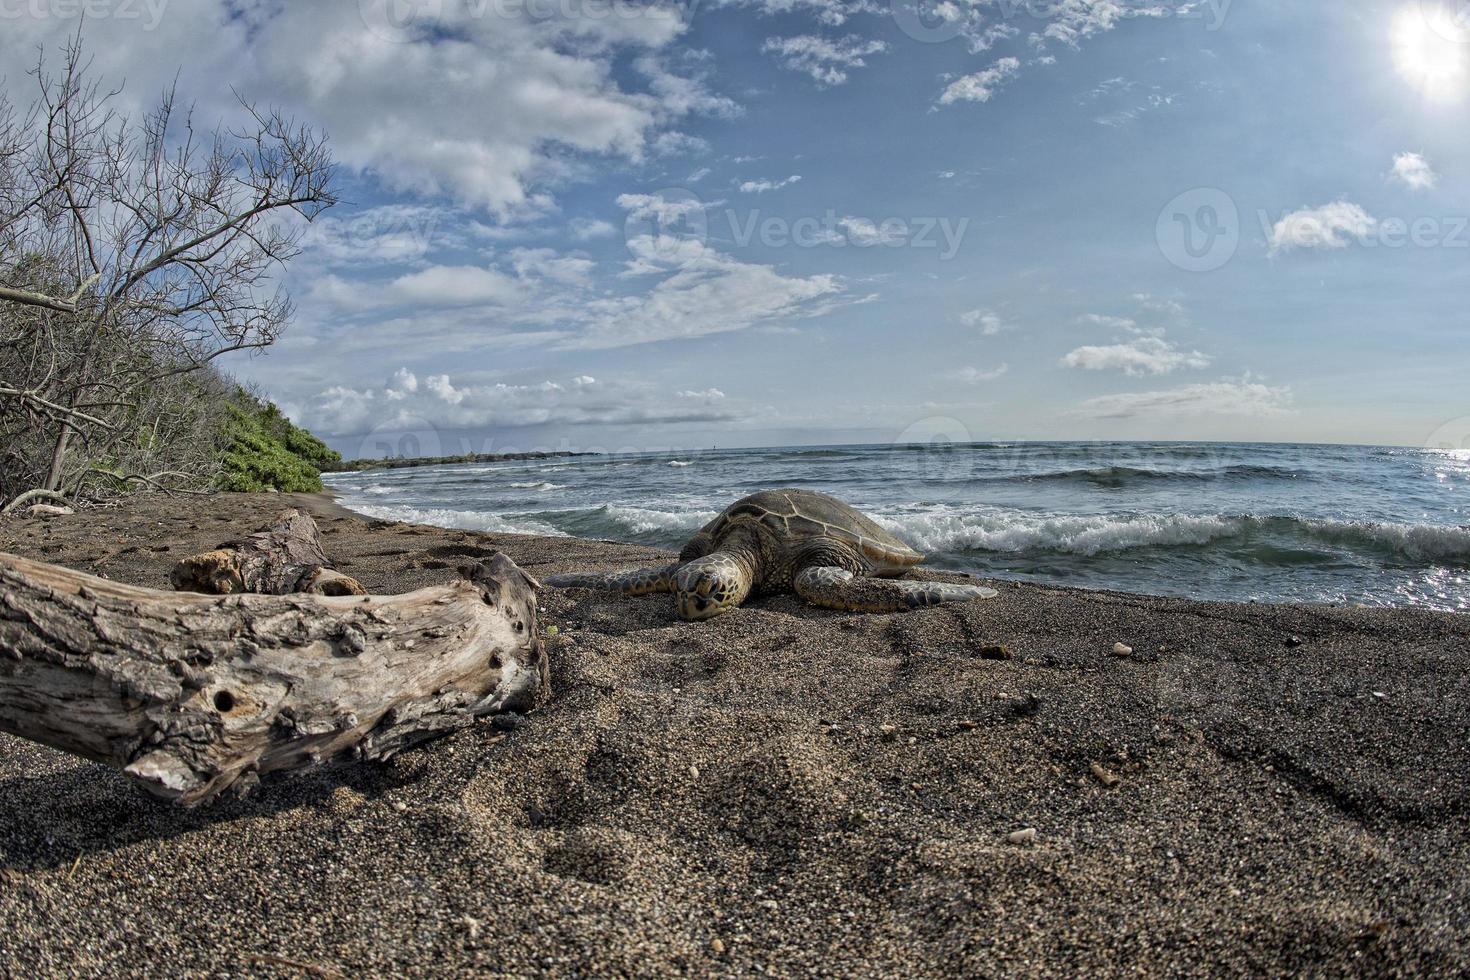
xmin=385 ymin=368 xmax=419 ymax=399
xmin=838 ymin=216 xmax=908 ymax=246
xmin=721 ymin=0 xmax=884 ymax=28
xmin=687 ymin=167 xmax=713 ymax=183
xmin=571 ymin=234 xmax=844 ymax=348
xmin=739 ymin=174 xmax=804 ymax=194
xmin=948 ymin=364 xmax=1010 ymax=384
xmin=960 ymin=309 xmax=1008 ymax=335
xmin=303 ymin=372 xmax=746 ymax=437
xmin=1268 ymin=201 xmax=1377 ymax=253
xmin=1072 ymin=379 xmax=1294 ymax=420
xmin=509 ymin=248 xmax=596 ymax=287
xmin=1390 ymin=152 xmax=1438 ymax=191
xmin=569 ymin=218 xmax=618 ymax=241
xmin=390 ymin=265 xmax=527 ymax=307
xmin=0 ymin=4 xmax=728 ymax=218
xmin=1036 ymin=0 xmax=1175 ymax=49
xmin=1078 ymin=314 xmax=1139 ymax=331
xmin=299 ymin=205 xmax=447 ymax=267
xmin=761 ymin=35 xmax=889 ymax=86
xmin=651 ymin=131 xmax=712 ymax=157
xmin=939 ymin=57 xmax=1021 ymax=105
xmin=616 ymin=192 xmax=710 ymax=229
xmin=1062 ymin=336 xmax=1211 ymax=376
xmin=1132 ymin=293 xmax=1186 ymax=318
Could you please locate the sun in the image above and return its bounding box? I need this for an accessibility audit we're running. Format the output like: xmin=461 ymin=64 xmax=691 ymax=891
xmin=1393 ymin=7 xmax=1470 ymax=102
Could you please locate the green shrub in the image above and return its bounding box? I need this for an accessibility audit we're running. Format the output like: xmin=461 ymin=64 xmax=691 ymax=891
xmin=281 ymin=424 xmax=343 ymax=472
xmin=216 ymin=400 xmax=335 ymax=493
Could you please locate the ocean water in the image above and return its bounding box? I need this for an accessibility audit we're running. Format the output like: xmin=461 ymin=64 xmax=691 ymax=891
xmin=325 ymin=443 xmax=1470 ymax=612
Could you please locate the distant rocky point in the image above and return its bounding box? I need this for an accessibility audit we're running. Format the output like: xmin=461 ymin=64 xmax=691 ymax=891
xmin=329 ymin=450 xmax=596 ymax=473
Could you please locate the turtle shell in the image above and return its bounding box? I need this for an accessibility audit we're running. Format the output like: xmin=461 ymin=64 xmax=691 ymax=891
xmin=703 ymin=488 xmax=923 ymax=573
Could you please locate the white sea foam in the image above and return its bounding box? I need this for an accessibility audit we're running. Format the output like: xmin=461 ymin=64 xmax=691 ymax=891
xmin=343 ymin=502 xmax=567 ymax=538
xmin=602 ymin=505 xmax=718 ymax=534
xmin=668 ymin=460 xmax=694 ymax=468
xmin=509 ymin=481 xmax=567 ymax=491
xmin=877 ymin=510 xmax=1236 ymax=556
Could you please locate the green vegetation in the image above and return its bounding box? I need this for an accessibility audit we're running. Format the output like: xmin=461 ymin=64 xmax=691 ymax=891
xmin=216 ymin=395 xmax=343 ymax=494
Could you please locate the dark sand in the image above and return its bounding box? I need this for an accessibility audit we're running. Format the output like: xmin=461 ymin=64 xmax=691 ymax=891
xmin=1 ymin=493 xmax=1468 ymax=977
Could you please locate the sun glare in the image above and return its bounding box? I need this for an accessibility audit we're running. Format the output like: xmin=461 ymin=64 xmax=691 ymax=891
xmin=1393 ymin=7 xmax=1470 ymax=102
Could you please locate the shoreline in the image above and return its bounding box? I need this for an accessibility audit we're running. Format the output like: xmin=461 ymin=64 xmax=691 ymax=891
xmin=2 ymin=492 xmax=1468 ymax=975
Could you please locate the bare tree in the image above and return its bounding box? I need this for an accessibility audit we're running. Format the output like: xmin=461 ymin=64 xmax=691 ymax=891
xmin=0 ymin=36 xmax=336 ymax=504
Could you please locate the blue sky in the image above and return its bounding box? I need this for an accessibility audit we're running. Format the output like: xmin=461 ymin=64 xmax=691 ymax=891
xmin=3 ymin=0 xmax=1467 ymax=455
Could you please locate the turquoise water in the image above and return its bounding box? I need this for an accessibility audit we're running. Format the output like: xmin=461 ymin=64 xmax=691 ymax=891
xmin=325 ymin=442 xmax=1470 ymax=611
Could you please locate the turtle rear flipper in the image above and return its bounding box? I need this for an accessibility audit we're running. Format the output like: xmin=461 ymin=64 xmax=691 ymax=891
xmin=546 ymin=563 xmax=680 ymax=597
xmin=793 ymin=566 xmax=997 ymax=614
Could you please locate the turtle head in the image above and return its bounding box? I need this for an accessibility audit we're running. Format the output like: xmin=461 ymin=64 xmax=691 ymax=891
xmin=674 ymin=553 xmax=751 ymax=622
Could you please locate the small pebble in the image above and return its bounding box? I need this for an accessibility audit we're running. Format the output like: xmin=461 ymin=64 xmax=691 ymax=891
xmin=689 ymin=765 xmax=700 ymax=779
xmin=1112 ymin=643 xmax=1133 ymax=658
xmin=710 ymin=938 xmax=725 ymax=954
xmin=1008 ymin=827 xmax=1038 ymax=846
xmin=1090 ymin=762 xmax=1121 ymax=787
xmin=392 ymin=800 xmax=408 ymax=813
xmin=1286 ymin=636 xmax=1303 ymax=648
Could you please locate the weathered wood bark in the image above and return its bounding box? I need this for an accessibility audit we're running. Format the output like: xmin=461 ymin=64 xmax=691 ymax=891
xmin=0 ymin=551 xmax=546 ymax=806
xmin=171 ymin=508 xmax=367 ymax=597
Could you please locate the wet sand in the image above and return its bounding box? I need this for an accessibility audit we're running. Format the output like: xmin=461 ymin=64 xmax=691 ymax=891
xmin=1 ymin=492 xmax=1468 ymax=977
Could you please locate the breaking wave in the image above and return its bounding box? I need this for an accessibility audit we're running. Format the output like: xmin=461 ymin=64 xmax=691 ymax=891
xmin=879 ymin=510 xmax=1470 ymax=564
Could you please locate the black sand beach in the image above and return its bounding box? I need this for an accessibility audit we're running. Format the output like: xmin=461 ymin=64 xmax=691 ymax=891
xmin=2 ymin=493 xmax=1468 ymax=976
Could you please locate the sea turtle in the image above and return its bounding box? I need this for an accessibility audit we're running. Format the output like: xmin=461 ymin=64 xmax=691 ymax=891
xmin=546 ymin=489 xmax=998 ymax=621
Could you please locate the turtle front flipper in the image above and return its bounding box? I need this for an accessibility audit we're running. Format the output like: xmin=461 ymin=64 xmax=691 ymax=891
xmin=545 ymin=563 xmax=680 ymax=597
xmin=793 ymin=566 xmax=997 ymax=613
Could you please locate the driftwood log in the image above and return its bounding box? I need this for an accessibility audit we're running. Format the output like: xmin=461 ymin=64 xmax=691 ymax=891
xmin=0 ymin=550 xmax=546 ymax=806
xmin=171 ymin=508 xmax=367 ymax=597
